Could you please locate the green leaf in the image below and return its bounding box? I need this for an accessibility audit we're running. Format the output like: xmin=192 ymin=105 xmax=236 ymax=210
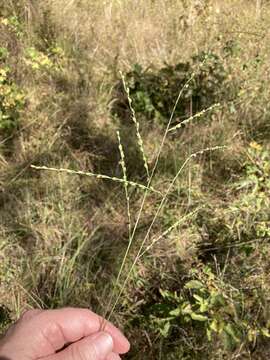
xmin=185 ymin=280 xmax=204 ymax=290
xmin=191 ymin=313 xmax=208 ymax=322
xmin=261 ymin=328 xmax=270 ymax=338
xmin=169 ymin=307 xmax=181 ymax=317
xmin=224 ymin=323 xmax=240 ymax=343
xmin=207 ymin=327 xmax=212 ymax=341
xmin=210 ymin=292 xmax=225 ymax=306
xmin=0 ymin=47 xmax=9 ymax=60
xmin=199 ymin=301 xmax=209 ymax=313
xmin=159 ymin=321 xmax=171 ymax=338
xmin=193 ymin=294 xmax=204 ymax=302
xmin=181 ymin=303 xmax=192 ymax=315
xmin=210 ymin=319 xmax=219 ymax=332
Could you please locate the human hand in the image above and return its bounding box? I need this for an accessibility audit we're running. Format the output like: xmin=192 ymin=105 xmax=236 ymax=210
xmin=0 ymin=307 xmax=130 ymax=360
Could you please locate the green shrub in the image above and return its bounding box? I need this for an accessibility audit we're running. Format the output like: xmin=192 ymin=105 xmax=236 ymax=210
xmin=146 ymin=265 xmax=270 ymax=352
xmin=1 ymin=15 xmax=23 ymax=38
xmin=24 ymin=43 xmax=65 ymax=76
xmin=0 ymin=47 xmax=9 ymax=61
xmin=112 ymin=51 xmax=229 ymax=125
xmin=228 ymin=142 xmax=270 ymax=246
xmin=0 ymin=66 xmax=25 ymax=133
xmin=25 ymin=47 xmax=55 ymax=71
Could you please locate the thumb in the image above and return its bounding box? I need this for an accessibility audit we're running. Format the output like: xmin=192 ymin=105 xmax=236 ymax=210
xmin=46 ymin=332 xmax=114 ymax=360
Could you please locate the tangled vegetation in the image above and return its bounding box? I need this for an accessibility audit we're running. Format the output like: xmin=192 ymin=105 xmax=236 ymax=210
xmin=1 ymin=1 xmax=270 ymax=359
xmin=112 ymin=51 xmax=230 ymax=124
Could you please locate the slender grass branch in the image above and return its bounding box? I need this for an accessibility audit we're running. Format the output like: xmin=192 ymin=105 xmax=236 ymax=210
xmin=105 ymin=58 xmax=213 ymax=321
xmin=107 ymin=145 xmax=226 ymax=320
xmin=104 ymin=66 xmax=199 ymax=321
xmin=30 ymin=165 xmax=161 ymax=194
xmin=138 ymin=207 xmax=203 ymax=259
xmin=168 ymin=103 xmax=221 ymax=132
xmin=117 ymin=130 xmax=132 ymax=237
xmin=121 ymin=71 xmax=150 ymax=181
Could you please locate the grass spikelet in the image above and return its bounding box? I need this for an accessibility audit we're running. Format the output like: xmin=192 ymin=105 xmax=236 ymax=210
xmin=117 ymin=130 xmax=131 ymax=236
xmin=120 ymin=71 xmax=150 ymax=181
xmin=30 ymin=165 xmax=161 ymax=194
xmin=168 ymin=103 xmax=221 ymax=133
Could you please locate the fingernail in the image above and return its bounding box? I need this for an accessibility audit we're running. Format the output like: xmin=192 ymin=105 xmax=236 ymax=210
xmin=93 ymin=332 xmax=113 ymax=357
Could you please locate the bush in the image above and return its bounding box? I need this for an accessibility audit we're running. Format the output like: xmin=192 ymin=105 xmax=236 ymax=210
xmin=0 ymin=65 xmax=25 ymax=133
xmin=0 ymin=16 xmax=25 ymax=135
xmin=148 ymin=265 xmax=270 ymax=351
xmin=112 ymin=51 xmax=230 ymax=125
